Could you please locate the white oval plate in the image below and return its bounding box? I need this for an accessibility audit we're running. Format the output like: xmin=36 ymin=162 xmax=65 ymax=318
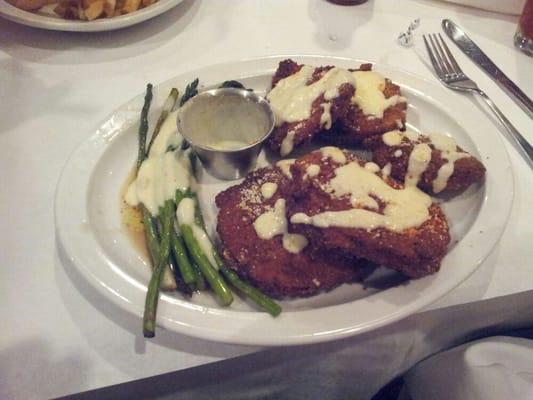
xmin=55 ymin=55 xmax=514 ymax=346
xmin=0 ymin=0 xmax=183 ymax=31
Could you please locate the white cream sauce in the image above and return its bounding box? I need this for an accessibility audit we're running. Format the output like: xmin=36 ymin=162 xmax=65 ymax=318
xmin=364 ymin=162 xmax=380 ymax=173
xmin=405 ymin=143 xmax=432 ymax=187
xmin=253 ymin=198 xmax=308 ymax=254
xmin=206 ymin=139 xmax=249 ymax=150
xmin=291 ymin=161 xmax=432 ymax=232
xmin=381 ymin=163 xmax=392 ymax=180
xmin=306 ymin=164 xmax=321 ymax=178
xmin=282 ymin=233 xmax=309 ymax=254
xmin=428 ymin=132 xmax=470 ymax=193
xmin=253 ymin=199 xmax=288 ymax=240
xmin=394 ymin=149 xmax=403 ymax=158
xmin=125 ymin=150 xmax=192 ymax=216
xmin=260 ymin=182 xmax=278 ymax=199
xmin=267 ymin=66 xmax=356 ymax=127
xmin=276 ymin=159 xmax=296 ymax=179
xmin=280 ymin=131 xmax=295 ymax=157
xmin=320 ymin=146 xmax=347 ymax=164
xmin=320 ymin=102 xmax=333 ymax=129
xmin=148 ymin=110 xmax=182 ymax=157
xmin=351 ymin=71 xmax=406 ymax=118
xmin=382 ymin=130 xmax=404 ymax=146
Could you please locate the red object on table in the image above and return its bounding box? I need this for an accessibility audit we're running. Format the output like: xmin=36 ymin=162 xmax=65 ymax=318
xmin=516 ymin=0 xmax=533 ymax=55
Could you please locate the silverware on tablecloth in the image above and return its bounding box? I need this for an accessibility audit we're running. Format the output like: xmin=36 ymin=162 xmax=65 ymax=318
xmin=423 ymin=33 xmax=533 ymax=168
xmin=442 ymin=19 xmax=533 ymax=119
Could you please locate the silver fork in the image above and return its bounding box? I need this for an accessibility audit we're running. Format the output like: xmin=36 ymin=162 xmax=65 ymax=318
xmin=423 ymin=33 xmax=533 ymax=168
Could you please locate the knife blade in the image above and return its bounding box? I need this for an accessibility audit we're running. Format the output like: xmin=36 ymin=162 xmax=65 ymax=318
xmin=442 ymin=19 xmax=533 ymax=119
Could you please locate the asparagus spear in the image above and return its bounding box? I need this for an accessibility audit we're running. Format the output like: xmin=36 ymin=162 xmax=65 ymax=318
xmin=136 ymin=84 xmax=152 ymax=171
xmin=146 ymin=88 xmax=179 ymax=155
xmin=176 ymin=191 xmax=233 ymax=305
xmin=143 ymin=200 xmax=174 ymax=337
xmin=136 ymin=85 xmax=177 ymax=291
xmin=179 ymin=78 xmax=199 ymax=107
xmin=180 ymin=224 xmax=233 ymax=306
xmin=170 ymin=228 xmax=196 ymax=287
xmin=215 ymin=253 xmax=281 ymax=317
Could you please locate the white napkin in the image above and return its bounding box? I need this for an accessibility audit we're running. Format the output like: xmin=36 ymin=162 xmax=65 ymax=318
xmin=404 ymin=336 xmax=533 ymax=400
xmin=434 ymin=0 xmax=526 ymax=15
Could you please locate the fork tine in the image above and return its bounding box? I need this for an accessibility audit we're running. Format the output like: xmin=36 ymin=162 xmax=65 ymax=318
xmin=431 ymin=34 xmax=454 ymax=75
xmin=429 ymin=34 xmax=451 ymax=75
xmin=423 ymin=35 xmax=444 ymax=78
xmin=437 ymin=33 xmax=463 ymax=75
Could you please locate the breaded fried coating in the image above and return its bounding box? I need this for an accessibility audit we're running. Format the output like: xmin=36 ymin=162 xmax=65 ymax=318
xmin=286 ymin=149 xmax=450 ymax=278
xmin=215 ymin=165 xmax=373 ymax=298
xmin=367 ymin=130 xmax=486 ymax=194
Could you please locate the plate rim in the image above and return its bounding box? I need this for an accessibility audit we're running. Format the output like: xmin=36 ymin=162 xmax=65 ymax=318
xmin=0 ymin=0 xmax=183 ymax=31
xmin=54 ymin=55 xmax=514 ymax=346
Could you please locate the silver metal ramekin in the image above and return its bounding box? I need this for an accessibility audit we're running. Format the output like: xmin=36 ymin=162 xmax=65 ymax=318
xmin=177 ymin=88 xmax=275 ymax=180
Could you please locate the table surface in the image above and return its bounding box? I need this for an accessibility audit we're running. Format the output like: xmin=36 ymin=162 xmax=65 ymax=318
xmin=1 ymin=1 xmax=532 ymax=399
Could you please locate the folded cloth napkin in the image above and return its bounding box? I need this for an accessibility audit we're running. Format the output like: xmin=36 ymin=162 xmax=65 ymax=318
xmin=435 ymin=0 xmax=526 ymax=15
xmin=404 ymin=336 xmax=533 ymax=400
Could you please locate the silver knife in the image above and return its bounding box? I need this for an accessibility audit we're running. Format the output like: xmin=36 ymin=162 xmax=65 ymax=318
xmin=442 ymin=19 xmax=533 ymax=119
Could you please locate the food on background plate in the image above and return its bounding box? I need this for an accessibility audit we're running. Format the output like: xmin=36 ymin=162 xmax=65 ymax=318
xmin=365 ymin=130 xmax=486 ymax=194
xmin=7 ymin=0 xmax=54 ymax=11
xmin=7 ymin=0 xmax=158 ymax=21
xmin=215 ymin=165 xmax=375 ymax=298
xmin=266 ymin=59 xmax=407 ymax=156
xmin=286 ymin=148 xmax=450 ymax=278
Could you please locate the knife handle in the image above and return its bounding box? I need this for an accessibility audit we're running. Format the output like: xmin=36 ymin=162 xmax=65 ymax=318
xmin=443 ymin=19 xmax=533 ymax=119
xmin=478 ymin=90 xmax=533 ymax=169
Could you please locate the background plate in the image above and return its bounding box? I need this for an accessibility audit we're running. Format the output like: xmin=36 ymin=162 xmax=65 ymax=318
xmin=55 ymin=55 xmax=513 ymax=346
xmin=0 ymin=0 xmax=183 ymax=31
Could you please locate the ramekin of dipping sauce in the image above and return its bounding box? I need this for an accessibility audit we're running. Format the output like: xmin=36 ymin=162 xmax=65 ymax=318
xmin=177 ymin=88 xmax=275 ymax=180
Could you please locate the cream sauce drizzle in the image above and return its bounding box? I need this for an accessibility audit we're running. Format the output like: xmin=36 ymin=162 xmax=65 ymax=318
xmin=381 ymin=163 xmax=392 ymax=180
xmin=306 ymin=164 xmax=321 ymax=178
xmin=405 ymin=143 xmax=432 ymax=187
xmin=423 ymin=132 xmax=470 ymax=193
xmin=260 ymin=182 xmax=278 ymax=199
xmin=280 ymin=131 xmax=295 ymax=156
xmin=125 ymin=148 xmax=192 ymax=216
xmin=320 ymin=146 xmax=347 ymax=164
xmin=267 ymin=66 xmax=356 ymax=127
xmin=291 ymin=161 xmax=432 ymax=232
xmin=276 ymin=159 xmax=296 ymax=179
xmin=253 ymin=199 xmax=308 ymax=254
xmin=351 ymin=71 xmax=406 ymax=118
xmin=364 ymin=162 xmax=380 ymax=173
xmin=320 ymin=102 xmax=333 ymax=129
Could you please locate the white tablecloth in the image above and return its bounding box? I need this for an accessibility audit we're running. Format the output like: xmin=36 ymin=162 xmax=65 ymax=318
xmin=1 ymin=1 xmax=532 ymax=399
